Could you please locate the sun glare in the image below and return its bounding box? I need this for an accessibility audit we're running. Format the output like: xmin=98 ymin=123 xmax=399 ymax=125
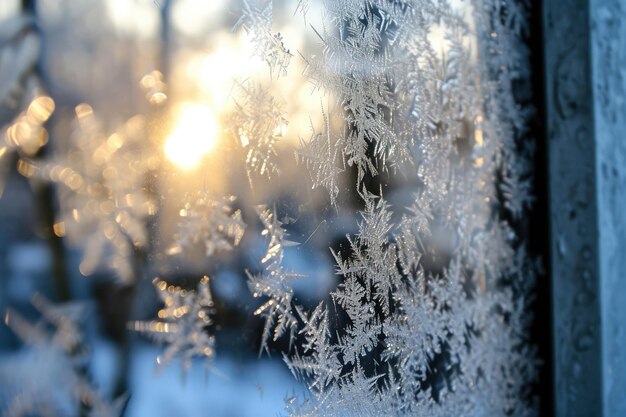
xmin=164 ymin=104 xmax=218 ymax=170
xmin=105 ymin=0 xmax=157 ymax=39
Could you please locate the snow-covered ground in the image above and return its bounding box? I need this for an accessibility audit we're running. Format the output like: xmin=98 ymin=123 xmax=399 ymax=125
xmin=0 ymin=340 xmax=304 ymax=417
xmin=125 ymin=344 xmax=303 ymax=417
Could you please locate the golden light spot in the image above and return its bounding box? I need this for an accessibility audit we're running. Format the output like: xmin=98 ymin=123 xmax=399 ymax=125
xmin=475 ymin=128 xmax=484 ymax=147
xmin=149 ymin=92 xmax=168 ymax=105
xmin=66 ymin=173 xmax=83 ymax=191
xmin=164 ymin=104 xmax=218 ymax=170
xmin=7 ymin=118 xmax=28 ymax=147
xmin=166 ymin=246 xmax=182 ymax=255
xmin=141 ymin=71 xmax=167 ymax=105
xmin=173 ymin=306 xmax=188 ymax=318
xmin=239 ymin=133 xmax=250 ymax=147
xmin=107 ymin=133 xmax=124 ymax=151
xmin=53 ymin=221 xmax=66 ymax=237
xmin=140 ymin=72 xmax=158 ymax=89
xmin=273 ymin=123 xmax=287 ymax=138
xmin=474 ymin=157 xmax=484 ymax=168
xmin=75 ymin=103 xmax=94 ymax=119
xmin=17 ymin=159 xmax=37 ymax=177
xmin=27 ymin=96 xmax=55 ymax=124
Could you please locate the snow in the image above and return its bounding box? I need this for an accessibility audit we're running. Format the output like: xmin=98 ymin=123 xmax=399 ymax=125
xmin=126 ymin=345 xmax=303 ymax=417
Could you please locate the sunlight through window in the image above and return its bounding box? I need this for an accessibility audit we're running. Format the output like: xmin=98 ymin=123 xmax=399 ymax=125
xmin=164 ymin=104 xmax=218 ymax=170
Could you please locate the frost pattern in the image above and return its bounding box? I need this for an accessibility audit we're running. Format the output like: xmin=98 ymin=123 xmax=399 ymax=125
xmin=299 ymin=3 xmax=414 ymax=184
xmin=168 ymin=191 xmax=246 ymax=257
xmin=230 ymin=81 xmax=288 ymax=184
xmin=41 ymin=106 xmax=158 ymax=282
xmin=246 ymin=205 xmax=301 ymax=355
xmin=246 ymin=0 xmax=539 ymax=416
xmin=130 ymin=276 xmax=216 ymax=374
xmin=295 ymin=106 xmax=344 ymax=207
xmin=0 ymin=0 xmax=539 ymax=415
xmin=236 ymin=0 xmax=293 ymax=78
xmin=0 ymin=15 xmax=48 ymax=194
xmin=3 ymin=295 xmax=127 ymax=417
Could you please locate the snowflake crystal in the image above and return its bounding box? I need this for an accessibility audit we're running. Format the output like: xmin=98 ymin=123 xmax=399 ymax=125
xmin=246 ymin=205 xmax=301 ymax=355
xmin=249 ymin=0 xmax=539 ymax=415
xmin=41 ymin=105 xmax=158 ymax=283
xmin=236 ymin=0 xmax=293 ymax=78
xmin=168 ymin=191 xmax=246 ymax=257
xmin=130 ymin=276 xmax=216 ymax=374
xmin=230 ymin=81 xmax=288 ymax=184
xmin=3 ymin=295 xmax=126 ymax=417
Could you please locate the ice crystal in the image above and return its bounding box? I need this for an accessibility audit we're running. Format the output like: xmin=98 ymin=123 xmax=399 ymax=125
xmin=230 ymin=81 xmax=288 ymax=184
xmin=3 ymin=295 xmax=127 ymax=417
xmin=246 ymin=0 xmax=539 ymax=415
xmin=130 ymin=276 xmax=216 ymax=374
xmin=331 ymin=191 xmax=398 ymax=318
xmin=168 ymin=191 xmax=246 ymax=257
xmin=283 ymin=303 xmax=341 ymax=392
xmin=0 ymin=0 xmax=539 ymax=415
xmin=294 ymin=0 xmax=310 ymax=22
xmin=42 ymin=106 xmax=158 ymax=282
xmin=299 ymin=2 xmax=414 ymax=184
xmin=4 ymin=294 xmax=87 ymax=354
xmin=0 ymin=15 xmax=52 ymax=195
xmin=236 ymin=0 xmax=292 ymax=78
xmin=0 ymin=94 xmax=56 ymax=183
xmin=80 ymin=391 xmax=129 ymax=417
xmin=295 ymin=106 xmax=344 ymax=207
xmin=246 ymin=205 xmax=301 ymax=354
xmin=3 ymin=393 xmax=63 ymax=417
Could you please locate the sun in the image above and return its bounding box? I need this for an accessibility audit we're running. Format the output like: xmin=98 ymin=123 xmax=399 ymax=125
xmin=164 ymin=104 xmax=218 ymax=170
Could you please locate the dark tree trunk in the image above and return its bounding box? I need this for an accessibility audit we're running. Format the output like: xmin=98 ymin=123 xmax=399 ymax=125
xmin=20 ymin=0 xmax=70 ymax=303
